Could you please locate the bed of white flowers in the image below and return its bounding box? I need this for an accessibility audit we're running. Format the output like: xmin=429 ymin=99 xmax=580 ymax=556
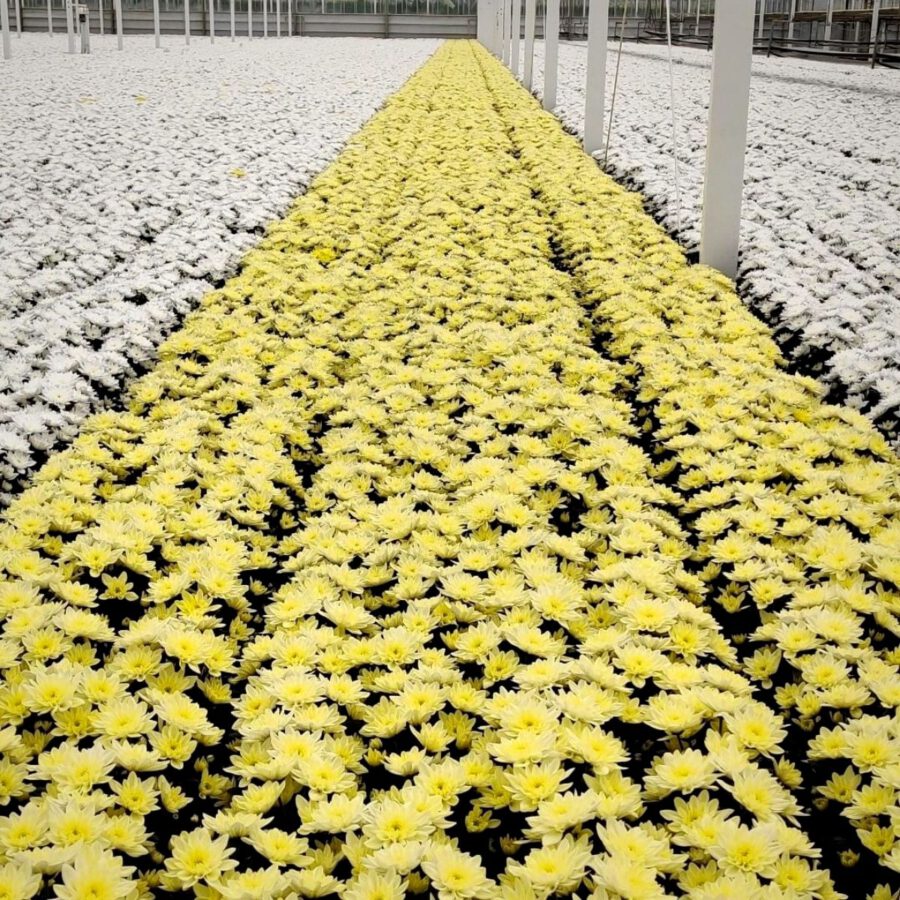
xmin=0 ymin=34 xmax=439 ymax=506
xmin=530 ymin=40 xmax=900 ymax=445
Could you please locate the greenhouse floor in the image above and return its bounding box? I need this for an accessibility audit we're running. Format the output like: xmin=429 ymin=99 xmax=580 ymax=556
xmin=0 ymin=38 xmax=899 ymax=900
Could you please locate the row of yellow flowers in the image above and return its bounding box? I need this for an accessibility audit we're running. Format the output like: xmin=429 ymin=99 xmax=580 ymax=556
xmin=0 ymin=40 xmax=897 ymax=899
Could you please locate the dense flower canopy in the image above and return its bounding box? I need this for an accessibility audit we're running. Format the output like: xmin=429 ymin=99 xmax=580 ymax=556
xmin=532 ymin=41 xmax=900 ymax=441
xmin=0 ymin=36 xmax=438 ymax=505
xmin=0 ymin=40 xmax=898 ymax=900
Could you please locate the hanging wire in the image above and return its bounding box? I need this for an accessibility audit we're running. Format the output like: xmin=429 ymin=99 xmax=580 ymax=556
xmin=603 ymin=0 xmax=631 ymax=169
xmin=663 ymin=0 xmax=683 ymax=234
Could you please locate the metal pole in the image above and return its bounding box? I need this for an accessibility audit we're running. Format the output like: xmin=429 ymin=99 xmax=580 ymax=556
xmin=583 ymin=0 xmax=608 ymax=155
xmin=544 ymin=0 xmax=560 ymax=109
xmin=230 ymin=0 xmax=234 ymax=38
xmin=114 ymin=0 xmax=121 ymax=47
xmin=511 ymin=0 xmax=521 ymax=76
xmin=787 ymin=0 xmax=795 ymax=40
xmin=870 ymin=0 xmax=881 ymax=65
xmin=153 ymin=0 xmax=160 ymax=44
xmin=507 ymin=0 xmax=513 ymax=65
xmin=15 ymin=0 xmax=21 ymax=38
xmin=263 ymin=0 xmax=267 ymax=35
xmin=208 ymin=0 xmax=214 ymax=39
xmin=287 ymin=0 xmax=291 ymax=35
xmin=699 ymin=0 xmax=754 ymax=279
xmin=695 ymin=0 xmax=699 ymax=35
xmin=184 ymin=0 xmax=190 ymax=42
xmin=1 ymin=0 xmax=11 ymax=60
xmin=500 ymin=0 xmax=507 ymax=62
xmin=523 ymin=0 xmax=535 ymax=87
xmin=79 ymin=4 xmax=90 ymax=51
xmin=99 ymin=0 xmax=104 ymax=34
xmin=66 ymin=0 xmax=75 ymax=51
xmin=756 ymin=0 xmax=763 ymax=40
xmin=248 ymin=0 xmax=252 ymax=37
xmin=276 ymin=0 xmax=280 ymax=35
xmin=824 ymin=0 xmax=832 ymax=42
xmin=47 ymin=0 xmax=52 ymax=34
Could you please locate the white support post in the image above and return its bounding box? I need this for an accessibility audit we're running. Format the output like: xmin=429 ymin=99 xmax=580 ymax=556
xmin=248 ymin=0 xmax=252 ymax=38
xmin=15 ymin=0 xmax=21 ymax=38
xmin=263 ymin=0 xmax=267 ymax=36
xmin=756 ymin=0 xmax=764 ymax=40
xmin=184 ymin=0 xmax=190 ymax=43
xmin=543 ymin=0 xmax=560 ymax=110
xmin=478 ymin=0 xmax=494 ymax=50
xmin=523 ymin=0 xmax=535 ymax=88
xmin=507 ymin=0 xmax=513 ymax=67
xmin=276 ymin=0 xmax=280 ymax=35
xmin=824 ymin=0 xmax=833 ymax=41
xmin=583 ymin=0 xmax=608 ymax=156
xmin=500 ymin=0 xmax=507 ymax=63
xmin=209 ymin=0 xmax=214 ymax=40
xmin=230 ymin=0 xmax=234 ymax=38
xmin=787 ymin=0 xmax=795 ymax=40
xmin=700 ymin=0 xmax=754 ymax=279
xmin=695 ymin=0 xmax=700 ymax=36
xmin=1 ymin=0 xmax=11 ymax=60
xmin=66 ymin=0 xmax=75 ymax=52
xmin=511 ymin=0 xmax=521 ymax=77
xmin=99 ymin=0 xmax=104 ymax=35
xmin=153 ymin=0 xmax=160 ymax=45
xmin=114 ymin=0 xmax=121 ymax=47
xmin=47 ymin=0 xmax=53 ymax=35
xmin=287 ymin=0 xmax=291 ymax=35
xmin=870 ymin=0 xmax=881 ymax=63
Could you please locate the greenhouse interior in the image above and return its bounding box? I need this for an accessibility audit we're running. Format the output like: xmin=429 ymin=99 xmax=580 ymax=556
xmin=1 ymin=0 xmax=899 ymax=898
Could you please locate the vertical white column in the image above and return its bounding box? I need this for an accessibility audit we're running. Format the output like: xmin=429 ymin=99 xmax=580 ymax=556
xmin=209 ymin=0 xmax=214 ymax=40
xmin=500 ymin=0 xmax=507 ymax=62
xmin=47 ymin=0 xmax=53 ymax=35
xmin=184 ymin=0 xmax=190 ymax=42
xmin=507 ymin=0 xmax=513 ymax=65
xmin=153 ymin=0 xmax=160 ymax=44
xmin=543 ymin=0 xmax=559 ymax=109
xmin=699 ymin=0 xmax=754 ymax=279
xmin=583 ymin=0 xmax=608 ymax=156
xmin=523 ymin=0 xmax=535 ymax=88
xmin=870 ymin=0 xmax=881 ymax=62
xmin=695 ymin=0 xmax=700 ymax=36
xmin=99 ymin=0 xmax=104 ymax=35
xmin=287 ymin=0 xmax=291 ymax=35
xmin=756 ymin=0 xmax=764 ymax=40
xmin=66 ymin=0 xmax=75 ymax=51
xmin=824 ymin=0 xmax=833 ymax=41
xmin=114 ymin=0 xmax=121 ymax=47
xmin=276 ymin=0 xmax=280 ymax=35
xmin=1 ymin=0 xmax=11 ymax=60
xmin=787 ymin=0 xmax=795 ymax=40
xmin=263 ymin=0 xmax=267 ymax=36
xmin=15 ymin=0 xmax=21 ymax=38
xmin=230 ymin=0 xmax=234 ymax=38
xmin=248 ymin=0 xmax=252 ymax=38
xmin=511 ymin=0 xmax=521 ymax=76
xmin=478 ymin=0 xmax=492 ymax=48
